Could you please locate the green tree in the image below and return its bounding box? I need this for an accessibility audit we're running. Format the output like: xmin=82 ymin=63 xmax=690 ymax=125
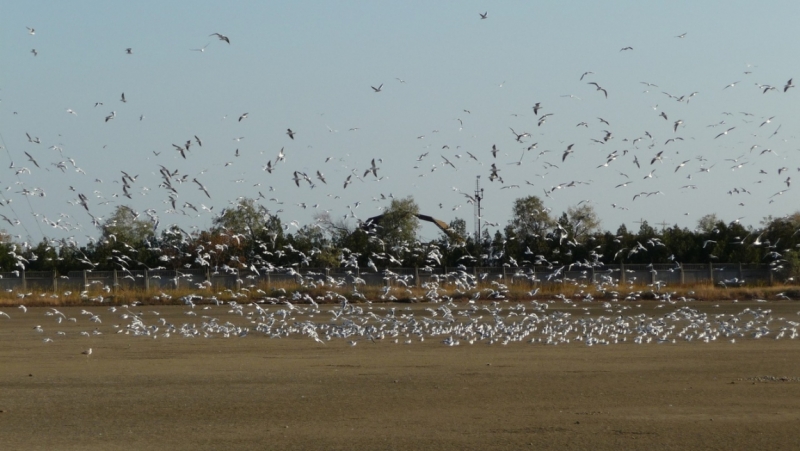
xmin=509 ymin=195 xmax=553 ymax=239
xmin=697 ymin=214 xmax=720 ymax=233
xmin=90 ymin=206 xmax=156 ymax=270
xmin=565 ymin=203 xmax=601 ymax=242
xmin=101 ymin=205 xmax=155 ymax=245
xmin=376 ymin=196 xmax=420 ymax=247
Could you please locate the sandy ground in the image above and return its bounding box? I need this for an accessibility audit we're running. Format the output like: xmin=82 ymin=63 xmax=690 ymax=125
xmin=2 ymin=302 xmax=800 ymax=450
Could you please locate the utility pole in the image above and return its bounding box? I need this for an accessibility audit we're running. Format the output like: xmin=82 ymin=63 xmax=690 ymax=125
xmin=474 ymin=176 xmax=484 ymax=242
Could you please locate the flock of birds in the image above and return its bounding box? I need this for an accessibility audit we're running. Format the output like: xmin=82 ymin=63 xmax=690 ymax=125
xmin=4 ymin=14 xmax=800 ymax=359
xmin=2 ymin=280 xmax=800 ymax=354
xmin=5 ymin=16 xmax=799 ymax=256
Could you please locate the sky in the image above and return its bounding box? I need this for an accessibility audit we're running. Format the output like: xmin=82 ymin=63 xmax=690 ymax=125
xmin=2 ymin=1 xmax=800 ymax=245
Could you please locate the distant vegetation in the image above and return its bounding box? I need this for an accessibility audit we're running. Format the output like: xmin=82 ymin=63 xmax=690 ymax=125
xmin=3 ymin=196 xmax=800 ymax=281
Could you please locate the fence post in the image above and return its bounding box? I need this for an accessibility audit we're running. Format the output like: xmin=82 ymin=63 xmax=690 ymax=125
xmin=113 ymin=269 xmax=118 ymax=293
xmin=502 ymin=266 xmax=507 ymax=285
xmin=22 ymin=270 xmax=26 ymax=291
xmin=620 ymin=261 xmax=626 ymax=284
xmin=53 ymin=270 xmax=57 ymax=293
xmin=415 ymin=266 xmax=420 ymax=288
xmin=144 ymin=269 xmax=149 ymax=292
xmin=236 ymin=270 xmax=241 ymax=291
xmin=83 ymin=269 xmax=88 ymax=290
xmin=709 ymin=262 xmax=713 ymax=284
xmin=680 ymin=264 xmax=685 ymax=285
xmin=738 ymin=263 xmax=743 ymax=281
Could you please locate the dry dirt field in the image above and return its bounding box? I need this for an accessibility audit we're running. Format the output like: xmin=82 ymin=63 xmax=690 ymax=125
xmin=2 ymin=301 xmax=800 ymax=450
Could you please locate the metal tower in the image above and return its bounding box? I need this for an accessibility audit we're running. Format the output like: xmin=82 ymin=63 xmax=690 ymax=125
xmin=474 ymin=175 xmax=484 ymax=241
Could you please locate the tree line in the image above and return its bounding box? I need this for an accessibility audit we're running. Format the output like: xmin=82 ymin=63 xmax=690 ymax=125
xmin=3 ymin=196 xmax=799 ymax=278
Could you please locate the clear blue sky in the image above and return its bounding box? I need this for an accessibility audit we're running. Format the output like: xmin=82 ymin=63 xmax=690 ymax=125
xmin=3 ymin=1 xmax=800 ymax=244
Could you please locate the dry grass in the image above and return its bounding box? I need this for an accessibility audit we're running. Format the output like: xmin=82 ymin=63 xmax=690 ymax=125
xmin=0 ymin=276 xmax=799 ymax=308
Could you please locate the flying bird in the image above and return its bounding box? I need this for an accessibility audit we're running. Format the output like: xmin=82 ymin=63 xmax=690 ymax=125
xmin=714 ymin=127 xmax=735 ymax=139
xmin=479 ymin=12 xmax=488 ymax=19
xmin=286 ymin=128 xmax=295 ymax=140
xmin=587 ymin=82 xmax=608 ymax=98
xmin=365 ymin=159 xmax=380 ymax=177
xmin=509 ymin=128 xmax=530 ymax=142
xmin=371 ymin=84 xmax=383 ymax=92
xmin=24 ymin=152 xmax=39 ymax=168
xmin=210 ymin=33 xmax=230 ymax=44
xmin=562 ymin=144 xmax=575 ymax=162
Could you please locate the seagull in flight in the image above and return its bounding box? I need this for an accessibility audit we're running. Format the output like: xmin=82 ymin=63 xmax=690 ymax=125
xmin=191 ymin=43 xmax=210 ymax=52
xmin=587 ymin=82 xmax=608 ymax=98
xmin=509 ymin=128 xmax=530 ymax=142
xmin=210 ymin=33 xmax=230 ymax=44
xmin=371 ymin=84 xmax=383 ymax=92
xmin=365 ymin=159 xmax=380 ymax=177
xmin=286 ymin=128 xmax=295 ymax=140
xmin=562 ymin=144 xmax=575 ymax=162
xmin=479 ymin=12 xmax=488 ymax=19
xmin=714 ymin=127 xmax=735 ymax=139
